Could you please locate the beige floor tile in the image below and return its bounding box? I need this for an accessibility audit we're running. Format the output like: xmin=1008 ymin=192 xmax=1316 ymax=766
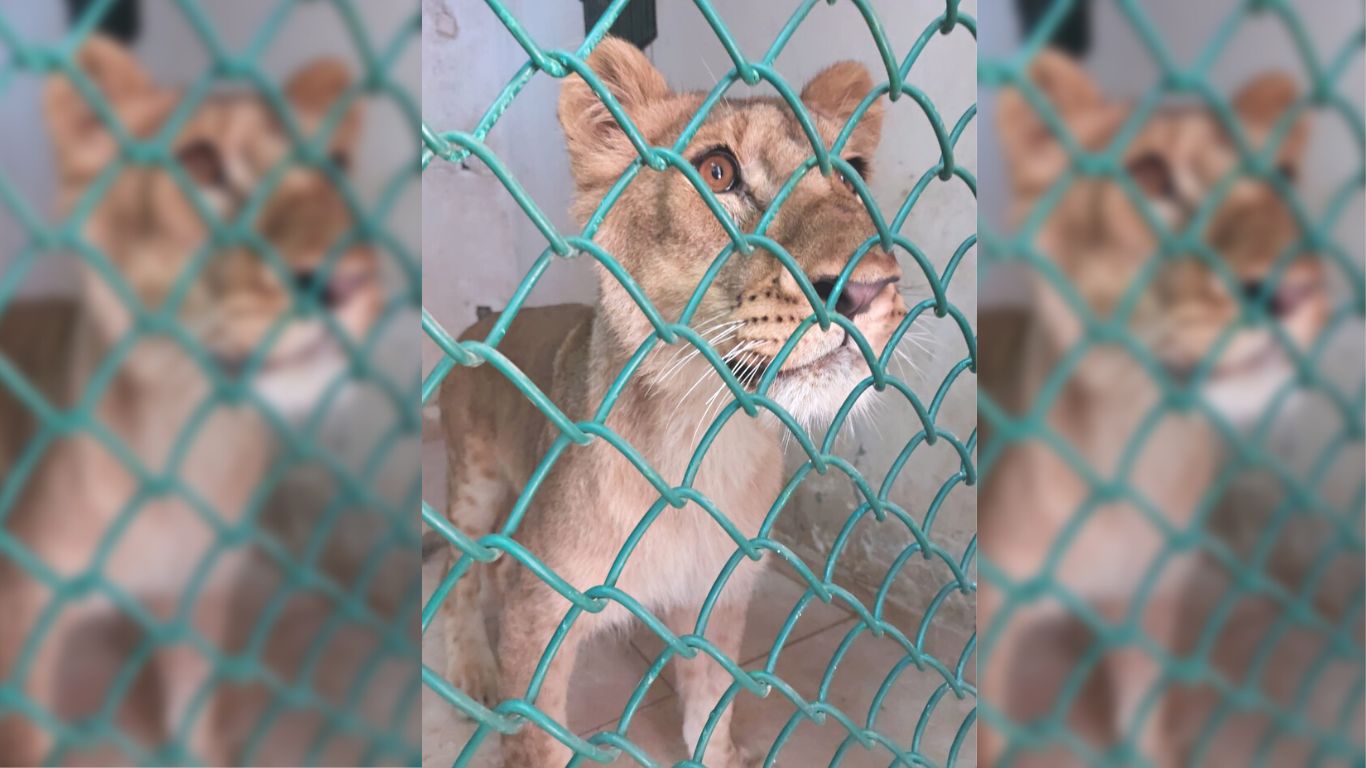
xmin=422 ymin=606 xmax=675 ymax=766
xmin=421 ymin=682 xmax=502 ymax=768
xmin=730 ymin=618 xmax=976 ymax=767
xmin=630 ymin=558 xmax=858 ymax=669
xmin=995 ymin=559 xmax=1364 ymax=767
xmin=421 ymin=687 xmax=690 ymax=768
xmin=565 ymin=616 xmax=977 ymax=767
xmin=421 ymin=555 xmax=676 ymax=762
xmin=571 ymin=696 xmax=693 ymax=766
xmin=566 ymin=636 xmax=677 ymax=735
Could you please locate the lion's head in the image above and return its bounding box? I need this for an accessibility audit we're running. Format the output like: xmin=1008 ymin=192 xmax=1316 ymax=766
xmin=998 ymin=50 xmax=1325 ymax=424
xmin=558 ymin=38 xmax=908 ymax=427
xmin=44 ymin=36 xmax=380 ymax=413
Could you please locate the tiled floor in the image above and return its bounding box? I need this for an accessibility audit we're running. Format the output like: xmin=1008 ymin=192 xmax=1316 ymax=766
xmin=420 ymin=546 xmax=975 ymax=767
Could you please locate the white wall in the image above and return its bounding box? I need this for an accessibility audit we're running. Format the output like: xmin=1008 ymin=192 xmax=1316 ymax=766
xmin=424 ymin=0 xmax=979 ymax=641
xmin=421 ymin=0 xmax=595 ymax=374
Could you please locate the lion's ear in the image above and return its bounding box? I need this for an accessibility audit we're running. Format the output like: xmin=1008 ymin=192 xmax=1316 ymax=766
xmin=284 ymin=58 xmax=363 ymax=164
xmin=1233 ymin=72 xmax=1308 ymax=180
xmin=997 ymin=48 xmax=1122 ymax=192
xmin=801 ymin=61 xmax=882 ymax=155
xmin=44 ymin=35 xmax=157 ymax=179
xmin=558 ymin=37 xmax=669 ymax=187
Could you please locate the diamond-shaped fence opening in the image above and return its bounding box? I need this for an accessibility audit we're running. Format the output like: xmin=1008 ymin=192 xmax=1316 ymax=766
xmin=979 ymin=1 xmax=1364 ymax=766
xmin=0 ymin=1 xmax=421 ymax=765
xmin=421 ymin=0 xmax=976 ymax=766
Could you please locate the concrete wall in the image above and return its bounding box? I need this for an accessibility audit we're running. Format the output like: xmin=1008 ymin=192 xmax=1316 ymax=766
xmin=423 ymin=0 xmax=978 ymax=644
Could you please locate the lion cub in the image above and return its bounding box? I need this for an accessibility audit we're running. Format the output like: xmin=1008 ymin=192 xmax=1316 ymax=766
xmin=437 ymin=39 xmax=906 ymax=766
xmin=979 ymin=51 xmax=1325 ymax=765
xmin=0 ymin=37 xmax=378 ymax=764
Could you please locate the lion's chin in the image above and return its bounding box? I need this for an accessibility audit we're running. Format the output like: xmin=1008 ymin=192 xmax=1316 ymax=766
xmin=767 ymin=347 xmax=878 ymax=429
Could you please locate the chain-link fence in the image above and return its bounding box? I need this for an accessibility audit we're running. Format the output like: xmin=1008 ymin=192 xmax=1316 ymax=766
xmin=420 ymin=0 xmax=977 ymax=765
xmin=979 ymin=1 xmax=1364 ymax=765
xmin=0 ymin=2 xmax=421 ymax=765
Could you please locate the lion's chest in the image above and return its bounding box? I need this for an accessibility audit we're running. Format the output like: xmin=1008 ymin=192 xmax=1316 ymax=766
xmin=577 ymin=420 xmax=780 ymax=621
xmin=19 ymin=435 xmax=260 ymax=600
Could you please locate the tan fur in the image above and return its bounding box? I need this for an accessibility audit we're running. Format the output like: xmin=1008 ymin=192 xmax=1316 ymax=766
xmin=980 ymin=51 xmax=1326 ymax=766
xmin=437 ymin=38 xmax=906 ymax=766
xmin=0 ymin=36 xmax=378 ymax=765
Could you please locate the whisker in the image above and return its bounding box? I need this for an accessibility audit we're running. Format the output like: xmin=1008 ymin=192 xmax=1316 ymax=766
xmin=699 ymin=56 xmax=736 ymax=113
xmin=659 ymin=327 xmax=740 ymax=384
xmin=741 ymin=355 xmax=763 ymax=391
xmin=693 ymin=350 xmax=767 ymax=449
xmin=651 ymin=321 xmax=745 ymax=393
xmin=863 ymin=393 xmax=886 ymax=443
xmin=670 ymin=339 xmax=759 ymax=427
xmin=897 ymin=331 xmax=933 ymax=359
xmin=894 ymin=348 xmax=920 ymax=383
xmin=892 ymin=349 xmax=912 ymax=383
xmin=693 ymin=360 xmax=748 ymax=448
xmin=692 ymin=379 xmax=730 ymax=449
xmin=705 ymin=351 xmax=751 ymax=410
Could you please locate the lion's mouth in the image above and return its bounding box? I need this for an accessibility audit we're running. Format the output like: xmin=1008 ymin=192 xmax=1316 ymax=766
xmin=1209 ymin=337 xmax=1285 ymax=381
xmin=265 ymin=331 xmax=339 ymax=371
xmin=1163 ymin=336 xmax=1285 ymax=386
xmin=214 ymin=331 xmax=337 ymax=377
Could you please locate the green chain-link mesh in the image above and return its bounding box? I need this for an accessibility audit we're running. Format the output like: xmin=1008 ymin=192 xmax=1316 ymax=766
xmin=0 ymin=1 xmax=422 ymax=764
xmin=979 ymin=1 xmax=1364 ymax=765
xmin=420 ymin=1 xmax=977 ymax=765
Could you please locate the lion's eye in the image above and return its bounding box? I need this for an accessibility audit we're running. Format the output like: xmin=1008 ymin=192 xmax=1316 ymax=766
xmin=839 ymin=156 xmax=868 ymax=193
xmin=696 ymin=148 xmax=740 ymax=193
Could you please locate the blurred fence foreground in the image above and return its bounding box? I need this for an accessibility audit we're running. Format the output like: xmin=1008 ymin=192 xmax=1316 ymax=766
xmin=979 ymin=1 xmax=1365 ymax=766
xmin=0 ymin=2 xmax=422 ymax=765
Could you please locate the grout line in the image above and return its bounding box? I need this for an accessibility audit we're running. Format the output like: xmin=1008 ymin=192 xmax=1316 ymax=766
xmin=735 ymin=566 xmax=859 ymax=667
xmin=739 ymin=613 xmax=860 ymax=668
xmin=742 ymin=616 xmax=859 ymax=669
xmin=769 ymin=560 xmax=859 ymax=620
xmin=632 ymin=636 xmax=678 ymax=694
xmin=576 ymin=640 xmax=680 ymax=737
xmin=769 ymin=558 xmax=975 ymax=668
xmin=577 ymin=688 xmax=679 ymax=738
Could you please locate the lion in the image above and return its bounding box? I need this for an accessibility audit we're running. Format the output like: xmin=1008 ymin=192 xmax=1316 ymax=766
xmin=435 ymin=37 xmax=909 ymax=766
xmin=0 ymin=36 xmax=379 ymax=765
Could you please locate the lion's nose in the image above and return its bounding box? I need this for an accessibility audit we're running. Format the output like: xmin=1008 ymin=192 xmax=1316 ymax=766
xmin=293 ymin=269 xmax=342 ymax=308
xmin=813 ymin=275 xmax=898 ymax=318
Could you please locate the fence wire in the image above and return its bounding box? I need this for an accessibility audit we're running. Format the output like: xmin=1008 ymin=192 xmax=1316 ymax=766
xmin=421 ymin=0 xmax=977 ymax=766
xmin=0 ymin=1 xmax=422 ymax=765
xmin=979 ymin=1 xmax=1365 ymax=766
